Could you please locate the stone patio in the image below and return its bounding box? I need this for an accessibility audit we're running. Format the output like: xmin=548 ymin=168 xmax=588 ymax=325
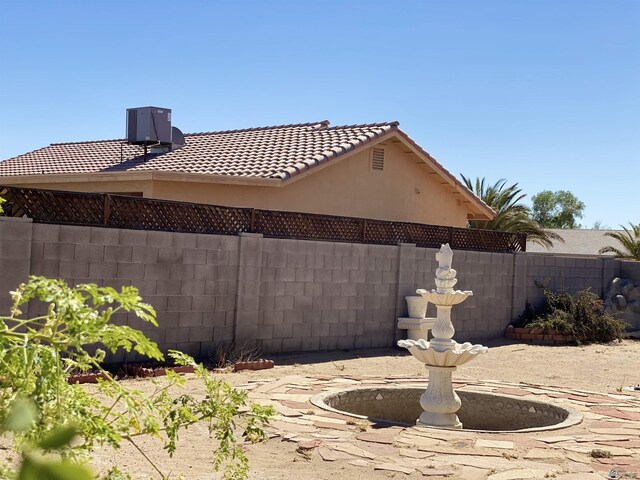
xmin=240 ymin=374 xmax=640 ymax=479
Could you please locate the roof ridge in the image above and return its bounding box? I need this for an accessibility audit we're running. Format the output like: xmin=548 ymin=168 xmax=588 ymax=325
xmin=326 ymin=121 xmax=399 ymax=130
xmin=48 ymin=121 xmax=332 ymax=146
xmin=187 ymin=120 xmax=330 ymax=136
xmin=50 ymin=138 xmax=129 ymax=146
xmin=47 ymin=121 xmax=399 ymax=147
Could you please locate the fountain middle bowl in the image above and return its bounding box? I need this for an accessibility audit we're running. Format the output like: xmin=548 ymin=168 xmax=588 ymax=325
xmin=417 ymin=289 xmax=473 ymax=306
xmin=398 ymin=339 xmax=488 ymax=367
xmin=311 ymin=387 xmax=583 ymax=433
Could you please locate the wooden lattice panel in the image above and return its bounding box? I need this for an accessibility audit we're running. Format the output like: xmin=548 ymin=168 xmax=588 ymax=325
xmin=364 ymin=220 xmax=397 ymax=245
xmin=0 ymin=186 xmax=526 ymax=253
xmin=451 ymin=228 xmax=525 ymax=253
xmin=255 ymin=210 xmax=363 ymax=242
xmin=1 ymin=187 xmax=104 ymax=225
xmin=365 ymin=220 xmax=452 ymax=247
xmin=414 ymin=224 xmax=453 ymax=248
xmin=109 ymin=196 xmax=252 ymax=235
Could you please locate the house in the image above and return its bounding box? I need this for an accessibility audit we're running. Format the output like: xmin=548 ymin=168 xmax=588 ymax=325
xmin=0 ymin=119 xmax=493 ymax=227
xmin=526 ymin=229 xmax=621 ymax=256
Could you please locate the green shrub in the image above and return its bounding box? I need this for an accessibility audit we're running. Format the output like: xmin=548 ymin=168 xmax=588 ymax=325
xmin=519 ymin=280 xmax=628 ymax=344
xmin=525 ymin=310 xmax=574 ymax=335
xmin=0 ymin=276 xmax=274 ymax=480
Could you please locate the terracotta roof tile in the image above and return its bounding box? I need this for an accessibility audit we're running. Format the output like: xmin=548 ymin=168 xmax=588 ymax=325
xmin=0 ymin=121 xmax=398 ymax=180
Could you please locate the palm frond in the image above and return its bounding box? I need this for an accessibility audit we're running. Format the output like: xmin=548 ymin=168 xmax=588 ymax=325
xmin=461 ymin=175 xmax=560 ymax=249
xmin=599 ymin=223 xmax=640 ymax=260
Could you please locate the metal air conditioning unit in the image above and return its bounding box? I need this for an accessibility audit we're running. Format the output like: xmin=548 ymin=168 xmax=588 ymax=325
xmin=126 ymin=106 xmax=172 ymax=145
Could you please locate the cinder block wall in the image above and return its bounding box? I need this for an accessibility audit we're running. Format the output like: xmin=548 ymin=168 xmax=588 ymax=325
xmin=256 ymin=238 xmax=398 ymax=353
xmin=7 ymin=219 xmax=239 ymax=362
xmin=0 ymin=218 xmax=32 ymax=314
xmin=1 ymin=217 xmax=637 ymax=361
xmin=518 ymin=254 xmax=618 ymax=313
xmin=413 ymin=248 xmax=515 ymax=343
xmin=619 ymin=260 xmax=640 ymax=282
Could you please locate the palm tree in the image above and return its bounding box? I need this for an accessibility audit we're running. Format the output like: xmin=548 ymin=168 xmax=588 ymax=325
xmin=599 ymin=223 xmax=640 ymax=260
xmin=461 ymin=175 xmax=562 ymax=248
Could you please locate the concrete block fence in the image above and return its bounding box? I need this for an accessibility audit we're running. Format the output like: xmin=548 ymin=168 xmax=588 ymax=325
xmin=1 ymin=216 xmax=639 ymax=361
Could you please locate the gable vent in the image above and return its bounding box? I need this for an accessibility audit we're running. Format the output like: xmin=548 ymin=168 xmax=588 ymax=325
xmin=371 ymin=147 xmax=385 ymax=171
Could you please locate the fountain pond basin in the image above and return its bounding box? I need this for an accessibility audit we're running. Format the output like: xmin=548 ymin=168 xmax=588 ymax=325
xmin=311 ymin=387 xmax=583 ymax=433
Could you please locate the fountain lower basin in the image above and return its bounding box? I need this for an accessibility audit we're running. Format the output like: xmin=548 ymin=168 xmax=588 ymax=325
xmin=311 ymin=387 xmax=583 ymax=433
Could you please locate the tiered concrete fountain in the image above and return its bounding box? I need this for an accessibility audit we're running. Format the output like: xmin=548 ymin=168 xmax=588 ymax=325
xmin=398 ymin=244 xmax=488 ymax=429
xmin=313 ymin=243 xmax=582 ymax=432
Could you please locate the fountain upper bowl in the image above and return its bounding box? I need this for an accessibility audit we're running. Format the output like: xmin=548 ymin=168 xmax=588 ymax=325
xmin=416 ymin=289 xmax=473 ymax=306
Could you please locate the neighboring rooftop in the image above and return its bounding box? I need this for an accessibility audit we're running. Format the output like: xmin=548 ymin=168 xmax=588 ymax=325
xmin=0 ymin=121 xmax=399 ymax=180
xmin=527 ymin=228 xmax=623 ymax=256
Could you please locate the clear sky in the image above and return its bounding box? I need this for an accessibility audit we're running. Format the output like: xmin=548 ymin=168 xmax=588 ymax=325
xmin=1 ymin=0 xmax=638 ymax=228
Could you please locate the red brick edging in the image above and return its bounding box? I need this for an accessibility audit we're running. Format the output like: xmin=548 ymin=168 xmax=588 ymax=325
xmin=67 ymin=372 xmax=108 ymax=384
xmin=505 ymin=325 xmax=575 ymax=344
xmin=67 ymin=365 xmax=196 ymax=384
xmin=233 ymin=359 xmax=275 ymax=372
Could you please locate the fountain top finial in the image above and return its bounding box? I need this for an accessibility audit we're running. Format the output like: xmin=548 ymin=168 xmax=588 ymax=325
xmin=435 ymin=244 xmax=457 ymax=284
xmin=436 ymin=243 xmax=454 ymax=270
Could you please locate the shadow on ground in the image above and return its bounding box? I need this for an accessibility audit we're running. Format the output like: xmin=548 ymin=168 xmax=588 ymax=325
xmin=266 ymin=338 xmax=523 ymax=366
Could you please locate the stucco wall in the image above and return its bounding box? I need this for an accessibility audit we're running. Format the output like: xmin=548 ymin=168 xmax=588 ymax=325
xmin=1 ymin=217 xmax=634 ymax=362
xmin=152 ymin=144 xmax=468 ymax=226
xmin=8 ymin=179 xmax=154 ymax=197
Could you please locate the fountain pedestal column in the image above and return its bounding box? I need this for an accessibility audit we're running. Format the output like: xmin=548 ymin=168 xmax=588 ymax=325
xmin=429 ymin=304 xmax=456 ymax=351
xmin=419 ymin=365 xmax=462 ymax=428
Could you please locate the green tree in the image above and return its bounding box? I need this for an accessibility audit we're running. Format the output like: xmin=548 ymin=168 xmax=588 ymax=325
xmin=531 ymin=190 xmax=585 ymax=229
xmin=598 ymin=223 xmax=640 ymax=260
xmin=461 ymin=175 xmax=562 ymax=248
xmin=591 ymin=220 xmax=609 ymax=230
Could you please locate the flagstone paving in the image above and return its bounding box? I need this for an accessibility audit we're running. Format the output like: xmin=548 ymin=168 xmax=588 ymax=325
xmin=242 ymin=374 xmax=640 ymax=478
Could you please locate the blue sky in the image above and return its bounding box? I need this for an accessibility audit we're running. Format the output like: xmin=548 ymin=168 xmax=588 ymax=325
xmin=1 ymin=0 xmax=638 ymax=227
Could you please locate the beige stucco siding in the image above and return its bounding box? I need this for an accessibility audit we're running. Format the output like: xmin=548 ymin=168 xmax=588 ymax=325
xmin=151 ymin=144 xmax=469 ymax=226
xmin=1 ymin=179 xmax=154 ymax=197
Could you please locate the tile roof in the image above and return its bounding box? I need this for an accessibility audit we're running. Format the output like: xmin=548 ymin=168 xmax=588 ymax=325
xmin=0 ymin=121 xmax=399 ymax=180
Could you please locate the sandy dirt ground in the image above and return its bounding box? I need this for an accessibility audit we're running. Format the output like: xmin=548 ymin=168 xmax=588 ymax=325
xmin=81 ymin=339 xmax=640 ymax=479
xmin=250 ymin=339 xmax=640 ymax=394
xmin=2 ymin=340 xmax=637 ymax=478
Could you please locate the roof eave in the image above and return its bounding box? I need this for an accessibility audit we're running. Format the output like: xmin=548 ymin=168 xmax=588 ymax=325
xmin=151 ymin=171 xmax=281 ymax=186
xmin=0 ymin=171 xmax=282 ymax=187
xmin=392 ymin=130 xmax=496 ymax=221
